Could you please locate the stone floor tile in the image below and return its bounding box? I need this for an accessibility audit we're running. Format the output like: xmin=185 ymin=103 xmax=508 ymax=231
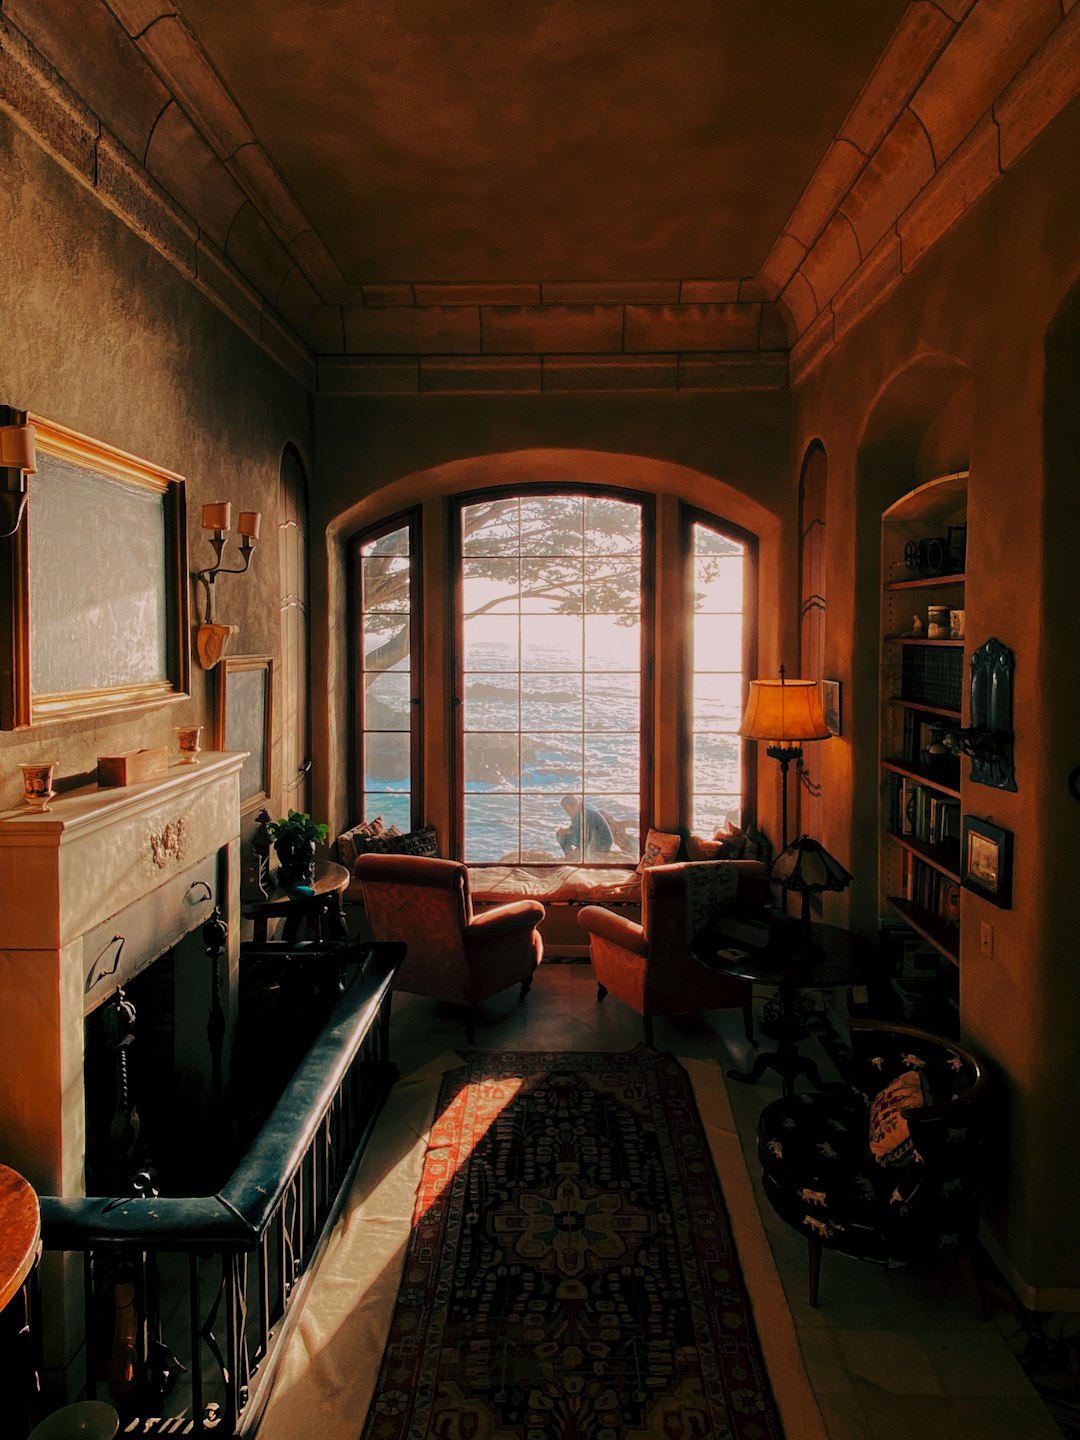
xmin=923 ymin=1329 xmax=1040 ymax=1397
xmin=816 ymin=1393 xmax=869 ymax=1439
xmin=799 ymin=1330 xmax=855 ymax=1394
xmin=858 ymin=1393 xmax=973 ymax=1439
xmin=833 ymin=1326 xmax=945 ymax=1394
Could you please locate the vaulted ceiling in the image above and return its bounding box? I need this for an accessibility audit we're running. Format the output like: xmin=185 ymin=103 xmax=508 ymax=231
xmin=170 ymin=0 xmax=907 ymax=288
xmin=4 ymin=1 xmax=1074 ymax=391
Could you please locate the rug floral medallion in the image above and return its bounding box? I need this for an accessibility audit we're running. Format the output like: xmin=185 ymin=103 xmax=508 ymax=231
xmin=361 ymin=1047 xmax=784 ymax=1440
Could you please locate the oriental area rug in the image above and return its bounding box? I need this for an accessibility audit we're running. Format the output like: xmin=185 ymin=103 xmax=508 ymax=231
xmin=360 ymin=1046 xmax=785 ymax=1440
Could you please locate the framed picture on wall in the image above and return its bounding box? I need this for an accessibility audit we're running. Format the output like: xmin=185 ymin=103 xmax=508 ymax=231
xmin=214 ymin=655 xmax=273 ymax=813
xmin=960 ymin=815 xmax=1012 ymax=908
xmin=1 ymin=413 xmax=190 ymax=729
xmin=822 ymin=678 xmax=842 ymax=736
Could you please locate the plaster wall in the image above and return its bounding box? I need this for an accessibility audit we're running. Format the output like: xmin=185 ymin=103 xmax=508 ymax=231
xmin=792 ymin=97 xmax=1080 ymax=1298
xmin=309 ymin=390 xmax=794 ymax=847
xmin=0 ymin=108 xmax=311 ymax=814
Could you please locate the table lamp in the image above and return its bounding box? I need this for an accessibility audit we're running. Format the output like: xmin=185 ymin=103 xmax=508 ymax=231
xmin=738 ymin=667 xmax=831 ymax=849
xmin=771 ymin=834 xmax=853 ymax=941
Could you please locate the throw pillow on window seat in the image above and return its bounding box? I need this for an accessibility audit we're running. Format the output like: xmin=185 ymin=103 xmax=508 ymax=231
xmin=338 ymin=820 xmax=439 ymax=868
xmin=635 ymin=828 xmax=681 ymax=873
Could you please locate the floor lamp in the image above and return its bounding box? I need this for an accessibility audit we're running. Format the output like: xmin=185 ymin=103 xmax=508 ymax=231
xmin=738 ymin=667 xmax=831 ymax=852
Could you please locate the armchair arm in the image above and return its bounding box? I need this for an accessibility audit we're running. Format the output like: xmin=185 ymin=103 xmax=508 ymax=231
xmin=465 ymin=899 xmax=545 ymax=943
xmin=577 ymin=904 xmax=648 ymax=957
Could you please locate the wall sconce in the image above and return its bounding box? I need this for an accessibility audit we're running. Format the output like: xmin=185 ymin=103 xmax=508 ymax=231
xmin=940 ymin=636 xmax=1016 ymax=792
xmin=738 ymin=666 xmax=832 ymax=851
xmin=0 ymin=410 xmax=37 ymax=538
xmin=194 ymin=501 xmax=260 ymax=668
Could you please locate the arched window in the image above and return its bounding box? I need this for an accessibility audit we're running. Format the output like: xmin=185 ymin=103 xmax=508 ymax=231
xmin=684 ymin=509 xmax=754 ymax=835
xmin=351 ymin=510 xmax=422 ymax=829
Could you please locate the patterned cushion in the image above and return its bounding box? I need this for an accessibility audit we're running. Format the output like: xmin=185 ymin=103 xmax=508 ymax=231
xmin=339 ymin=822 xmax=438 ymax=866
xmin=636 ymin=828 xmax=681 ymax=873
xmin=868 ymin=1069 xmax=928 ymax=1166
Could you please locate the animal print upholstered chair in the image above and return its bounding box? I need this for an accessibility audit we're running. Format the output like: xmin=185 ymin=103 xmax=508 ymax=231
xmin=757 ymin=1018 xmax=988 ymax=1307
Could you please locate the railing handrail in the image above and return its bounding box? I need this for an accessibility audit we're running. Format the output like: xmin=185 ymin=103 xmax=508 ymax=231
xmin=39 ymin=943 xmax=402 ymax=1253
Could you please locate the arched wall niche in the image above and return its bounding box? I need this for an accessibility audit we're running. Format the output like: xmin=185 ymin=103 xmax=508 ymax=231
xmin=844 ymin=353 xmax=973 ymax=936
xmin=317 ymin=447 xmax=784 ymax=843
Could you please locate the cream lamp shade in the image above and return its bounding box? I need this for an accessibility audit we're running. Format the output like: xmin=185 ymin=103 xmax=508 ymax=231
xmin=738 ymin=677 xmax=830 ymax=746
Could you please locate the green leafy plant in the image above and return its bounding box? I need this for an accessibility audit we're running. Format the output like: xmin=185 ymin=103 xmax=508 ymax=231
xmin=261 ymin=809 xmax=329 ymax=845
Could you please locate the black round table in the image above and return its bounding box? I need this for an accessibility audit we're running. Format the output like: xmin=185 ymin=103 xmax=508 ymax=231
xmin=692 ymin=922 xmax=876 ymax=1097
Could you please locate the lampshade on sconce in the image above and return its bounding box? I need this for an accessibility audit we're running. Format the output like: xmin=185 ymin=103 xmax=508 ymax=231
xmin=772 ymin=834 xmax=853 ymax=940
xmin=0 ymin=412 xmax=37 ymax=538
xmin=738 ymin=666 xmax=832 ymax=850
xmin=194 ymin=501 xmax=261 ymax=668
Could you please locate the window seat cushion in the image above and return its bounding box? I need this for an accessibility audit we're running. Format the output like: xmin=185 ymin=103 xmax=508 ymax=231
xmin=469 ymin=864 xmax=641 ymax=906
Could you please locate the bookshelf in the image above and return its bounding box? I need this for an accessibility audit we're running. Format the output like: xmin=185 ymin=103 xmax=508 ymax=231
xmin=880 ymin=472 xmax=967 ymax=975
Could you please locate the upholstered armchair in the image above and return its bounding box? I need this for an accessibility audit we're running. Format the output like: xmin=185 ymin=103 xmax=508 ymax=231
xmin=577 ymin=859 xmax=772 ymax=1046
xmin=757 ymin=1018 xmax=988 ymax=1307
xmin=352 ymin=853 xmax=544 ymax=1041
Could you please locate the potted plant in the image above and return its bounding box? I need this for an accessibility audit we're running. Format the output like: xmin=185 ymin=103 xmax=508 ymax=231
xmin=259 ymin=809 xmax=329 ymax=888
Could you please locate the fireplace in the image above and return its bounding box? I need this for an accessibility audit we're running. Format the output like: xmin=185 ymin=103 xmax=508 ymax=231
xmin=0 ymin=751 xmax=244 ymax=1199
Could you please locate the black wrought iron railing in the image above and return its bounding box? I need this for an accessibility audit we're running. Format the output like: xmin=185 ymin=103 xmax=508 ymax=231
xmin=39 ymin=942 xmax=402 ymax=1437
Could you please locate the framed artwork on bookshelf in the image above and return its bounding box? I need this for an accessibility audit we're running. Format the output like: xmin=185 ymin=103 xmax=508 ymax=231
xmin=822 ymin=678 xmax=842 ymax=736
xmin=960 ymin=815 xmax=1012 ymax=908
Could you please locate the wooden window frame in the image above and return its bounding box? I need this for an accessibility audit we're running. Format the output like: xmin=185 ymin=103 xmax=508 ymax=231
xmin=348 ymin=508 xmax=423 ymax=829
xmin=451 ymin=484 xmax=654 ymax=865
xmin=679 ymin=504 xmax=759 ymax=835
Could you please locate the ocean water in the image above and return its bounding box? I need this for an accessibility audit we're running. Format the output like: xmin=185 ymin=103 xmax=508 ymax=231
xmin=365 ymin=637 xmax=742 ymax=862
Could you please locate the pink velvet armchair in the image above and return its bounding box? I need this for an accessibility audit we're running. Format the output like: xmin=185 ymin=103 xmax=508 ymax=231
xmin=577 ymin=859 xmax=771 ymax=1046
xmin=353 ymin=853 xmax=545 ymax=1041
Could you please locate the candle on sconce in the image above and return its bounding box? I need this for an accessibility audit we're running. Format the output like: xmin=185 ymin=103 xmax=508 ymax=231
xmin=237 ymin=510 xmax=262 ymax=540
xmin=202 ymin=502 xmax=232 ymax=532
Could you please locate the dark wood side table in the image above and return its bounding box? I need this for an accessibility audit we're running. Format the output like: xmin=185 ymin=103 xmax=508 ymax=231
xmin=243 ymin=860 xmax=351 ymax=945
xmin=693 ymin=922 xmax=876 ymax=1098
xmin=0 ymin=1163 xmax=41 ymax=1435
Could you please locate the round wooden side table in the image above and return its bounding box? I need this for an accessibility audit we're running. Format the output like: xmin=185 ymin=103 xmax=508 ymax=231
xmin=242 ymin=859 xmax=351 ymax=944
xmin=1 ymin=1162 xmax=42 ymax=1436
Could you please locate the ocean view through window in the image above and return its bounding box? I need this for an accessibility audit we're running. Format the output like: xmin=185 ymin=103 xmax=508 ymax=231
xmin=689 ymin=517 xmax=746 ymax=835
xmin=459 ymin=493 xmax=644 ymax=863
xmin=357 ymin=516 xmax=418 ymax=831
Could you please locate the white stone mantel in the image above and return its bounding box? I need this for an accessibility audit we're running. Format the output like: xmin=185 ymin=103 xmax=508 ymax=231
xmin=0 ymin=751 xmax=245 ymax=1196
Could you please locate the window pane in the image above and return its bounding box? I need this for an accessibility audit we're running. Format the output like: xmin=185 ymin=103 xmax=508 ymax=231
xmin=520 ymin=495 xmax=584 ymax=554
xmin=585 ymin=672 xmax=639 ymax=731
xmin=464 ymin=614 xmax=519 ymax=670
xmin=465 ymin=795 xmax=520 ymax=861
xmin=362 ymin=793 xmax=412 ymax=831
xmin=520 ymin=558 xmax=582 ymax=611
xmin=592 ymin=794 xmax=639 ymax=856
xmin=362 ymin=528 xmax=409 ymax=559
xmin=584 ymin=733 xmax=639 ymax=793
xmin=693 ymin=794 xmax=742 ymax=836
xmin=693 ymin=614 xmax=742 ymax=672
xmin=464 ymin=673 xmax=519 ymax=730
xmin=521 ymin=732 xmax=582 ymax=792
xmin=693 ymin=732 xmax=740 ymax=794
xmin=362 ymin=553 xmax=409 ymax=611
xmin=521 ymin=615 xmax=583 ymax=669
xmin=585 ymin=497 xmax=640 ymax=554
xmin=459 ymin=493 xmax=644 ymax=862
xmin=363 ymin=613 xmax=410 ymax=670
xmin=691 ymin=673 xmax=741 ymax=730
xmin=585 ymin=616 xmax=639 ymax=672
xmin=521 ymin=673 xmax=583 ymax=729
xmin=365 ymin=672 xmax=411 ymax=730
xmin=462 ymin=498 xmax=519 ymax=555
xmin=462 ymin=557 xmax=519 ymax=615
xmin=464 ymin=733 xmax=519 ymax=791
xmin=364 ymin=732 xmax=410 ymax=791
xmin=694 ymin=554 xmax=743 ymax=613
xmin=585 ymin=561 xmax=639 ymax=615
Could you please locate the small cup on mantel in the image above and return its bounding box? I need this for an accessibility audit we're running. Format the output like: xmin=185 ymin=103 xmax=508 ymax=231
xmin=20 ymin=760 xmax=57 ymax=811
xmin=175 ymin=725 xmax=203 ymax=765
